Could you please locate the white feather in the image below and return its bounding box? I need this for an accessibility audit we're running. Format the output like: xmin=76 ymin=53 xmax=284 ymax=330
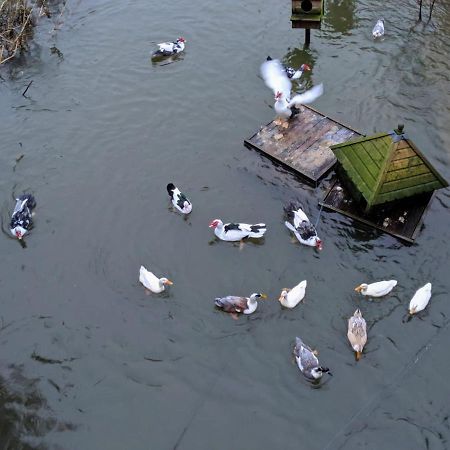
xmin=260 ymin=59 xmax=292 ymax=99
xmin=409 ymin=283 xmax=432 ymax=314
xmin=287 ymin=84 xmax=324 ymax=108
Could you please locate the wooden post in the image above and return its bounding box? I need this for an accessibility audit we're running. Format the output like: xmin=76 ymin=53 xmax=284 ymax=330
xmin=305 ymin=28 xmax=311 ymax=46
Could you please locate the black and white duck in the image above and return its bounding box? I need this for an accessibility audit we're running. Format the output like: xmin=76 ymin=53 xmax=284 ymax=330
xmin=10 ymin=194 xmax=36 ymax=240
xmin=152 ymin=37 xmax=186 ymax=57
xmin=209 ymin=219 xmax=266 ymax=242
xmin=284 ymin=203 xmax=322 ymax=250
xmin=167 ymin=183 xmax=192 ymax=214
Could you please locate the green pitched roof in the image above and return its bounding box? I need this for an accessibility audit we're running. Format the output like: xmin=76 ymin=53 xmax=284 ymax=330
xmin=330 ymin=129 xmax=448 ymax=210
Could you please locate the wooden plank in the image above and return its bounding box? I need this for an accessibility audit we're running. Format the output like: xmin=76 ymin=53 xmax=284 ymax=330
xmin=294 ymin=119 xmax=337 ymax=153
xmin=380 ymin=173 xmax=437 ymax=193
xmin=392 ymin=147 xmax=416 ymax=161
xmin=345 ymin=145 xmax=377 ymax=188
xmin=395 ymin=140 xmax=412 ymax=150
xmin=360 ymin=141 xmax=383 ymax=168
xmin=336 ymin=151 xmax=373 ymax=201
xmin=384 ymin=164 xmax=430 ymax=182
xmin=376 ymin=181 xmax=442 ymax=203
xmin=388 ymin=156 xmax=423 ymax=171
xmin=354 ymin=145 xmax=380 ymax=180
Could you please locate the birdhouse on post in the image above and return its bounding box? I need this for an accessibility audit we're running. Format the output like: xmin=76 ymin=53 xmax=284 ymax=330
xmin=291 ymin=0 xmax=324 ymax=29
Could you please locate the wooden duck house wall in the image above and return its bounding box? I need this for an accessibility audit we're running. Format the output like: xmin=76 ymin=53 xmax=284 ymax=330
xmin=291 ymin=0 xmax=323 ymax=29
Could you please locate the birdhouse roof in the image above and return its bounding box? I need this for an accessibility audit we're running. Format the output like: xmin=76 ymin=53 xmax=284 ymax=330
xmin=330 ymin=126 xmax=448 ymax=209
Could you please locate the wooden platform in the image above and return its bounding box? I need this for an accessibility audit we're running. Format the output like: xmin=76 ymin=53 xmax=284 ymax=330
xmin=319 ymin=178 xmax=434 ymax=243
xmin=244 ymin=105 xmax=361 ymax=184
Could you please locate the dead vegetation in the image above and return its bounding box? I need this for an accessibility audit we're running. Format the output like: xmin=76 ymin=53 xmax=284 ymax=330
xmin=0 ymin=0 xmax=56 ymax=65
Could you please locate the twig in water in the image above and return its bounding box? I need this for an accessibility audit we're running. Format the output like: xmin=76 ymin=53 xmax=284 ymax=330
xmin=22 ymin=80 xmax=33 ymax=97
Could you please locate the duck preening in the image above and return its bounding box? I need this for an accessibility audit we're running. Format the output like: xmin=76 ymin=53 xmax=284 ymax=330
xmin=284 ymin=203 xmax=322 ymax=250
xmin=266 ymin=56 xmax=311 ymax=80
xmin=347 ymin=309 xmax=367 ymax=361
xmin=409 ymin=282 xmax=432 ymax=315
xmin=214 ymin=293 xmax=267 ymax=315
xmin=152 ymin=37 xmax=186 ymax=57
xmin=10 ymin=194 xmax=36 ymax=240
xmin=260 ymin=58 xmax=323 ymax=127
xmin=354 ymin=280 xmax=397 ymax=297
xmin=293 ymin=337 xmax=332 ymax=381
xmin=139 ymin=266 xmax=173 ymax=293
xmin=279 ymin=280 xmax=307 ymax=308
xmin=209 ymin=219 xmax=266 ymax=242
xmin=167 ymin=183 xmax=192 ymax=214
xmin=372 ymin=19 xmax=385 ymax=38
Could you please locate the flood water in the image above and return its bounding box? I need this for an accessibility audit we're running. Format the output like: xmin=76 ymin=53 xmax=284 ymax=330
xmin=1 ymin=0 xmax=450 ymax=448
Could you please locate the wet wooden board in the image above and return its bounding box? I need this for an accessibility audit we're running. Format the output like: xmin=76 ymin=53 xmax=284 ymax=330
xmin=319 ymin=177 xmax=434 ymax=243
xmin=244 ymin=105 xmax=361 ymax=183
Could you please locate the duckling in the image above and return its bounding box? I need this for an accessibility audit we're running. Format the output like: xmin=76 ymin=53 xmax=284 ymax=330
xmin=278 ymin=280 xmax=307 ymax=308
xmin=347 ymin=309 xmax=367 ymax=361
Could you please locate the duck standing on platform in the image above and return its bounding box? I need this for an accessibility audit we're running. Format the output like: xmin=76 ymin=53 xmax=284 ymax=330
xmin=10 ymin=194 xmax=36 ymax=240
xmin=284 ymin=203 xmax=322 ymax=250
xmin=214 ymin=293 xmax=267 ymax=315
xmin=139 ymin=266 xmax=173 ymax=294
xmin=354 ymin=280 xmax=397 ymax=297
xmin=372 ymin=19 xmax=385 ymax=38
xmin=279 ymin=280 xmax=307 ymax=308
xmin=167 ymin=183 xmax=192 ymax=214
xmin=266 ymin=56 xmax=311 ymax=80
xmin=209 ymin=219 xmax=266 ymax=242
xmin=409 ymin=282 xmax=432 ymax=316
xmin=152 ymin=37 xmax=186 ymax=57
xmin=293 ymin=337 xmax=332 ymax=381
xmin=347 ymin=309 xmax=367 ymax=361
xmin=260 ymin=58 xmax=323 ymax=127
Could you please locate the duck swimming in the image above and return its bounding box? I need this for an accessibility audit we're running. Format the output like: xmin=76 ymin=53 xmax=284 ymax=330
xmin=266 ymin=56 xmax=311 ymax=80
xmin=167 ymin=183 xmax=192 ymax=214
xmin=284 ymin=203 xmax=322 ymax=250
xmin=209 ymin=219 xmax=266 ymax=242
xmin=293 ymin=337 xmax=331 ymax=381
xmin=278 ymin=280 xmax=307 ymax=308
xmin=214 ymin=293 xmax=267 ymax=315
xmin=139 ymin=266 xmax=173 ymax=293
xmin=10 ymin=194 xmax=36 ymax=240
xmin=347 ymin=309 xmax=367 ymax=361
xmin=354 ymin=280 xmax=397 ymax=297
xmin=152 ymin=37 xmax=186 ymax=57
xmin=409 ymin=282 xmax=432 ymax=315
xmin=372 ymin=19 xmax=385 ymax=38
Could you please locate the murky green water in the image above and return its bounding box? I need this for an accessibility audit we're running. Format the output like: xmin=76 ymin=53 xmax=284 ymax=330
xmin=1 ymin=0 xmax=449 ymax=449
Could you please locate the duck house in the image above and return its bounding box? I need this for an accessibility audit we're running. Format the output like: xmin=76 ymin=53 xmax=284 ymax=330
xmin=291 ymin=0 xmax=324 ymax=29
xmin=320 ymin=124 xmax=448 ymax=242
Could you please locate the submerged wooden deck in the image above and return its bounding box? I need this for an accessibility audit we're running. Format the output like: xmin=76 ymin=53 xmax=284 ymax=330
xmin=244 ymin=105 xmax=361 ymax=183
xmin=320 ymin=178 xmax=434 ymax=243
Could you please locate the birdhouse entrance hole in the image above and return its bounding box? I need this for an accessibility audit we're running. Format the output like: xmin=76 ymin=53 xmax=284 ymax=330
xmin=301 ymin=0 xmax=313 ymax=12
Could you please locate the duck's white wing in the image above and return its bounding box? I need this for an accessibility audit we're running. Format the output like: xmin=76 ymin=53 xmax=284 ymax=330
xmin=369 ymin=280 xmax=397 ymax=295
xmin=139 ymin=266 xmax=159 ymax=290
xmin=292 ymin=208 xmax=309 ymax=227
xmin=158 ymin=42 xmax=175 ymax=52
xmin=372 ymin=20 xmax=384 ymax=37
xmin=409 ymin=283 xmax=432 ymax=313
xmin=260 ymin=59 xmax=291 ymax=99
xmin=290 ymin=280 xmax=307 ymax=300
xmin=288 ymin=83 xmax=323 ymax=107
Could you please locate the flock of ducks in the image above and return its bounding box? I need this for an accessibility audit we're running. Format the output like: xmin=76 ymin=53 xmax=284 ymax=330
xmin=9 ymin=22 xmax=432 ymax=384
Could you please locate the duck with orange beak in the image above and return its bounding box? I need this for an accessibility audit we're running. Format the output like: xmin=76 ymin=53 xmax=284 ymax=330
xmin=139 ymin=266 xmax=173 ymax=294
xmin=214 ymin=293 xmax=267 ymax=315
xmin=354 ymin=280 xmax=397 ymax=297
xmin=347 ymin=309 xmax=367 ymax=361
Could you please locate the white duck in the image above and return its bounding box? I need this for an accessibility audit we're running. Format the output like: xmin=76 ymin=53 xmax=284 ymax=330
xmin=214 ymin=293 xmax=267 ymax=315
xmin=409 ymin=282 xmax=432 ymax=315
xmin=279 ymin=280 xmax=307 ymax=308
xmin=354 ymin=280 xmax=397 ymax=297
xmin=152 ymin=37 xmax=186 ymax=57
xmin=347 ymin=309 xmax=367 ymax=361
xmin=293 ymin=337 xmax=332 ymax=381
xmin=209 ymin=219 xmax=266 ymax=242
xmin=284 ymin=203 xmax=322 ymax=250
xmin=167 ymin=183 xmax=192 ymax=214
xmin=372 ymin=19 xmax=385 ymax=38
xmin=260 ymin=58 xmax=323 ymax=127
xmin=139 ymin=266 xmax=173 ymax=293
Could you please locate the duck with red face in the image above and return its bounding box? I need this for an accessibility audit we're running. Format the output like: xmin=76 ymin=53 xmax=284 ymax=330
xmin=152 ymin=37 xmax=186 ymax=57
xmin=10 ymin=194 xmax=36 ymax=240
